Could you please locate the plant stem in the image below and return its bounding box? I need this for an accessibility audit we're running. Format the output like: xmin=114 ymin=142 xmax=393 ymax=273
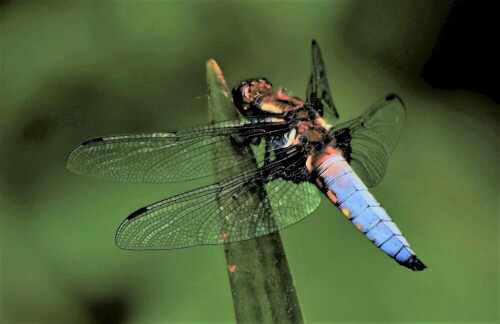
xmin=206 ymin=60 xmax=304 ymax=324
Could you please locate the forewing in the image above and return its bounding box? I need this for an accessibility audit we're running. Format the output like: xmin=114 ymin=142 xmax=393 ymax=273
xmin=115 ymin=148 xmax=321 ymax=250
xmin=332 ymin=94 xmax=406 ymax=187
xmin=306 ymin=40 xmax=339 ymax=121
xmin=67 ymin=117 xmax=290 ymax=183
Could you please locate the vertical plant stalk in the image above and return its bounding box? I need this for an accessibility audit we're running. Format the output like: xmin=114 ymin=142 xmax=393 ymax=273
xmin=206 ymin=60 xmax=304 ymax=323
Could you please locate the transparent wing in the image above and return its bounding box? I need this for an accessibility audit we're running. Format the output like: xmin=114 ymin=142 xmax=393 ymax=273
xmin=115 ymin=147 xmax=321 ymax=250
xmin=306 ymin=39 xmax=339 ymax=121
xmin=332 ymin=94 xmax=406 ymax=187
xmin=67 ymin=117 xmax=291 ymax=183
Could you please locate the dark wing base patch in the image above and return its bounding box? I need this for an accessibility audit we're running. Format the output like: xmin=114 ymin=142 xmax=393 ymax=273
xmin=332 ymin=94 xmax=406 ymax=187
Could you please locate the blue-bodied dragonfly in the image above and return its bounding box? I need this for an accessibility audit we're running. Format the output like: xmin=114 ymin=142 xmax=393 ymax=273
xmin=67 ymin=40 xmax=426 ymax=271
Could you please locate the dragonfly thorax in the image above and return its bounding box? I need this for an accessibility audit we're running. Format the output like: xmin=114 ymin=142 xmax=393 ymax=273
xmin=287 ymin=105 xmax=334 ymax=155
xmin=232 ymin=78 xmax=334 ymax=160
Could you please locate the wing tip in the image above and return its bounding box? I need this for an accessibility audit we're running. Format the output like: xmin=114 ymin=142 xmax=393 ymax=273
xmin=113 ymin=206 xmax=150 ymax=248
xmin=115 ymin=218 xmax=135 ymax=250
xmin=385 ymin=93 xmax=405 ymax=107
xmin=66 ymin=149 xmax=82 ymax=172
xmin=398 ymin=255 xmax=427 ymax=271
xmin=66 ymin=137 xmax=105 ymax=169
xmin=126 ymin=206 xmax=149 ymax=221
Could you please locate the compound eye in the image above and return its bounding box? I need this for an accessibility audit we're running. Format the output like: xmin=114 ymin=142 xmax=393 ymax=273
xmin=242 ymin=86 xmax=253 ymax=103
xmin=232 ymin=78 xmax=275 ymax=114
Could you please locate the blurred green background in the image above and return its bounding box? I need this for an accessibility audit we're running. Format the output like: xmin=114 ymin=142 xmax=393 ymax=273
xmin=1 ymin=0 xmax=498 ymax=322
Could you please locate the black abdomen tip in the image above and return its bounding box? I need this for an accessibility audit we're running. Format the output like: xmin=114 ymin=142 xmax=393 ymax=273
xmin=398 ymin=255 xmax=428 ymax=271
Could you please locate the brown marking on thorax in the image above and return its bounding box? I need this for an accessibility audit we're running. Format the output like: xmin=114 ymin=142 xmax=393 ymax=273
xmin=292 ymin=116 xmax=332 ymax=145
xmin=234 ymin=79 xmax=343 ymax=177
xmin=254 ymin=87 xmax=340 ymax=177
xmin=258 ymin=88 xmax=305 ymax=114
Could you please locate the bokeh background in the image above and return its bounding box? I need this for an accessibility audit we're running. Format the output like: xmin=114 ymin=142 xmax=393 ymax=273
xmin=1 ymin=0 xmax=498 ymax=322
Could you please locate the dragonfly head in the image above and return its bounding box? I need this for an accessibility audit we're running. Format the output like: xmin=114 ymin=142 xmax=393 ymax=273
xmin=232 ymin=78 xmax=274 ymax=116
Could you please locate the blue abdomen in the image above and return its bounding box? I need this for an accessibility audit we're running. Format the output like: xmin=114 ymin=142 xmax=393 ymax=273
xmin=315 ymin=154 xmax=426 ymax=271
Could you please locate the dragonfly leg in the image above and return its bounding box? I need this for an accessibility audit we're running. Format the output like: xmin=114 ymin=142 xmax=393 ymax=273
xmin=229 ymin=134 xmax=261 ymax=147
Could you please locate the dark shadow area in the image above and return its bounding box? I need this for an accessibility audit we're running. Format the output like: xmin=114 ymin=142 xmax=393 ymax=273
xmin=337 ymin=0 xmax=452 ymax=78
xmin=0 ymin=56 xmax=199 ymax=208
xmin=0 ymin=77 xmax=139 ymax=206
xmin=422 ymin=0 xmax=499 ymax=103
xmin=83 ymin=293 xmax=131 ymax=324
xmin=0 ymin=0 xmax=11 ymax=8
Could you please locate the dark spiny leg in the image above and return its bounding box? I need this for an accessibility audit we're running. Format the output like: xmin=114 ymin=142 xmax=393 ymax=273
xmin=308 ymin=92 xmax=324 ymax=116
xmin=230 ymin=134 xmax=262 ymax=147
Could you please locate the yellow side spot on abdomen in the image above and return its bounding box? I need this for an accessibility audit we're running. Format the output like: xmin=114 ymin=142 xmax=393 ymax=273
xmin=327 ymin=190 xmax=338 ymax=204
xmin=341 ymin=207 xmax=351 ymax=218
xmin=315 ymin=178 xmax=324 ymax=189
xmin=356 ymin=224 xmax=364 ymax=231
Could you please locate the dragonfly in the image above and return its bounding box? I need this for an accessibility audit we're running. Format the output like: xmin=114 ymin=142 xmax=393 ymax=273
xmin=67 ymin=40 xmax=427 ymax=271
